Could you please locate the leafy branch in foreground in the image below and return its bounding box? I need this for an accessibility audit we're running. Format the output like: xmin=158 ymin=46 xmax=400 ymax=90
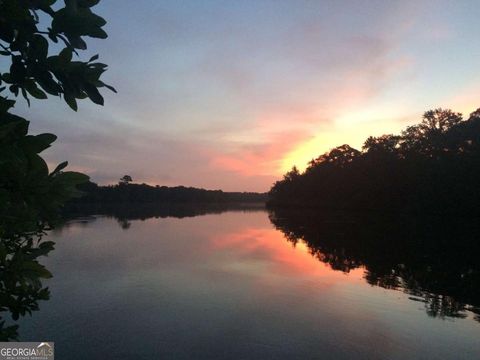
xmin=0 ymin=115 xmax=89 ymax=341
xmin=0 ymin=0 xmax=114 ymax=340
xmin=0 ymin=0 xmax=116 ymax=111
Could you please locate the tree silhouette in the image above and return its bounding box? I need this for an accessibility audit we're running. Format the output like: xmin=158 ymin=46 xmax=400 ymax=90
xmin=68 ymin=180 xmax=267 ymax=207
xmin=362 ymin=134 xmax=400 ymax=155
xmin=308 ymin=144 xmax=361 ymax=168
xmin=0 ymin=0 xmax=114 ymax=340
xmin=269 ymin=108 xmax=480 ymax=214
xmin=119 ymin=175 xmax=133 ymax=185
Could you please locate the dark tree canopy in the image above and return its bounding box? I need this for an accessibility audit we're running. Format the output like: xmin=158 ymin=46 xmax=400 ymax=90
xmin=269 ymin=108 xmax=480 ymax=214
xmin=362 ymin=134 xmax=400 ymax=154
xmin=308 ymin=144 xmax=361 ymax=169
xmin=68 ymin=181 xmax=267 ymax=206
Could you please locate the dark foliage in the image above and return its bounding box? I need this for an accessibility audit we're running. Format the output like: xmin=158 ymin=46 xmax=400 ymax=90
xmin=0 ymin=117 xmax=88 ymax=340
xmin=0 ymin=0 xmax=115 ymax=111
xmin=269 ymin=108 xmax=480 ymax=214
xmin=1 ymin=0 xmax=113 ymax=340
xmin=67 ymin=180 xmax=267 ymax=209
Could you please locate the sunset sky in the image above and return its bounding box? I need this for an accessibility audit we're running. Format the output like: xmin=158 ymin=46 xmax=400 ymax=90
xmin=20 ymin=0 xmax=480 ymax=192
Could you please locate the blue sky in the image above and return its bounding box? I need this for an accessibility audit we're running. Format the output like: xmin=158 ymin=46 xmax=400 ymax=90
xmin=16 ymin=0 xmax=480 ymax=191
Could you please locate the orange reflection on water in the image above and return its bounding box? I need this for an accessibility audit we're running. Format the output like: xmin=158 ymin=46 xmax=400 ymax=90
xmin=211 ymin=227 xmax=365 ymax=282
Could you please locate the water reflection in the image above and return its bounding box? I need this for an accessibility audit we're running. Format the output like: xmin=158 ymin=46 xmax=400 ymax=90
xmin=2 ymin=204 xmax=263 ymax=341
xmin=65 ymin=202 xmax=266 ymax=223
xmin=268 ymin=208 xmax=480 ymax=323
xmin=10 ymin=207 xmax=480 ymax=359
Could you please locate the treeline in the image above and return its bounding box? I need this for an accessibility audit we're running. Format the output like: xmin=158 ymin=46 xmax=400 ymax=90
xmin=269 ymin=108 xmax=480 ymax=214
xmin=69 ymin=181 xmax=267 ymax=206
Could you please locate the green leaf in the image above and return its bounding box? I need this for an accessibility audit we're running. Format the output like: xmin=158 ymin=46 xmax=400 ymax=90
xmin=48 ymin=32 xmax=58 ymax=43
xmin=25 ymin=81 xmax=48 ymax=99
xmin=21 ymin=261 xmax=53 ymax=279
xmin=0 ymin=97 xmax=16 ymax=113
xmin=64 ymin=92 xmax=78 ymax=111
xmin=10 ymin=56 xmax=27 ymax=83
xmin=21 ymin=88 xmax=31 ymax=106
xmin=35 ymin=71 xmax=61 ymax=96
xmin=23 ymin=133 xmax=57 ymax=153
xmin=30 ymin=241 xmax=56 ymax=258
xmin=104 ymin=84 xmax=117 ymax=93
xmin=0 ymin=116 xmax=29 ymax=137
xmin=69 ymin=36 xmax=87 ymax=50
xmin=1 ymin=73 xmax=12 ymax=83
xmin=84 ymin=83 xmax=103 ymax=105
xmin=31 ymin=35 xmax=49 ymax=61
xmin=59 ymin=47 xmax=73 ymax=65
xmin=88 ymin=54 xmax=99 ymax=62
xmin=28 ymin=154 xmax=50 ymax=177
xmin=88 ymin=27 xmax=107 ymax=39
xmin=96 ymin=80 xmax=117 ymax=93
xmin=51 ymin=161 xmax=68 ymax=175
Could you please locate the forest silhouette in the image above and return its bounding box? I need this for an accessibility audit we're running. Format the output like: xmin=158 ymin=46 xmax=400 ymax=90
xmin=69 ymin=180 xmax=267 ymax=208
xmin=269 ymin=108 xmax=480 ymax=214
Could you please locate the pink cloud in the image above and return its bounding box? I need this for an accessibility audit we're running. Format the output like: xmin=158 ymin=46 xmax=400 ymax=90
xmin=209 ymin=130 xmax=309 ymax=177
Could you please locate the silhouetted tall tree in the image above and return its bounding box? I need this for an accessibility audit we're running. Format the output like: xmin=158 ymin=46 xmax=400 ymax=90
xmin=119 ymin=175 xmax=133 ymax=185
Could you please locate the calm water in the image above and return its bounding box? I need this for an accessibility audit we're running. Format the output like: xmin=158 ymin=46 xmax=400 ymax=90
xmin=18 ymin=209 xmax=480 ymax=359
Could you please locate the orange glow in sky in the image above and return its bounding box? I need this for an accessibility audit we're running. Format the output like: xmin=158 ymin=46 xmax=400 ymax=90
xmin=29 ymin=1 xmax=480 ymax=192
xmin=280 ymin=105 xmax=413 ymax=173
